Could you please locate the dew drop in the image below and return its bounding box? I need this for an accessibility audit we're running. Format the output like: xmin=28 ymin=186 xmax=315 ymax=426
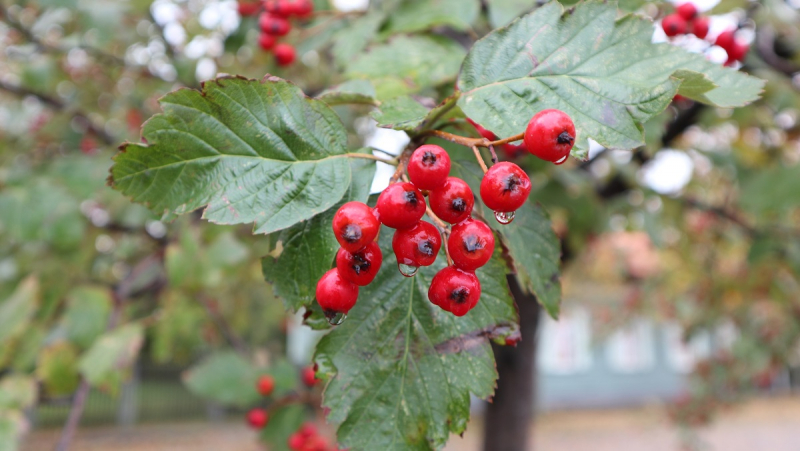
xmin=325 ymin=310 xmax=347 ymax=326
xmin=494 ymin=211 xmax=516 ymax=224
xmin=397 ymin=263 xmax=419 ymax=277
xmin=554 ymin=155 xmax=568 ymax=165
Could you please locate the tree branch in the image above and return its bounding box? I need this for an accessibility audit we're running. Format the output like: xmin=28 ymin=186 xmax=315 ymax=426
xmin=0 ymin=80 xmax=114 ymax=145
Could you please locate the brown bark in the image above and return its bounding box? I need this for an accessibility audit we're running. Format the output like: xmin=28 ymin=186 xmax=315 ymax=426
xmin=482 ymin=275 xmax=542 ymax=451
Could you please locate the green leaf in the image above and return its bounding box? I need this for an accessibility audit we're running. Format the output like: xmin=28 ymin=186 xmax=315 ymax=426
xmin=183 ymin=351 xmax=259 ymax=407
xmin=739 ymin=165 xmax=800 ymax=214
xmin=263 ymin=159 xmax=376 ymax=311
xmin=0 ymin=277 xmax=38 ymax=346
xmin=0 ymin=411 xmax=23 ymax=451
xmin=672 ymin=69 xmax=719 ymax=103
xmin=36 ymin=342 xmax=81 ymax=396
xmin=259 ymin=404 xmax=306 ymax=451
xmin=457 ymin=1 xmax=764 ymax=158
xmin=449 ymin=157 xmax=562 ymax=318
xmin=0 ymin=375 xmax=37 ymax=410
xmin=110 ymin=76 xmax=354 ymax=235
xmin=370 ymin=96 xmax=431 ymax=131
xmin=62 ymin=286 xmax=112 ymax=349
xmin=318 ymin=80 xmax=378 ymax=106
xmin=486 ymin=0 xmax=535 ymax=28
xmin=315 ymin=228 xmax=518 ymax=450
xmin=332 ymin=11 xmax=387 ymax=68
xmin=385 ymin=0 xmax=480 ymax=33
xmin=347 ymin=35 xmax=466 ymax=100
xmin=78 ymin=323 xmax=144 ymax=393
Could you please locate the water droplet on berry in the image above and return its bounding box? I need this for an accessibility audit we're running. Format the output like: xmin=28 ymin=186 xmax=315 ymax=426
xmin=494 ymin=211 xmax=516 ymax=224
xmin=324 ymin=310 xmax=347 ymax=326
xmin=397 ymin=263 xmax=419 ymax=277
xmin=554 ymin=155 xmax=568 ymax=165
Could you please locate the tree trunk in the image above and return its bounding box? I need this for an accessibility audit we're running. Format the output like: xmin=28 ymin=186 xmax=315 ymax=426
xmin=482 ymin=275 xmax=542 ymax=451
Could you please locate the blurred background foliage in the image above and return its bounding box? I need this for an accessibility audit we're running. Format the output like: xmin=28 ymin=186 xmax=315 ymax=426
xmin=1 ymin=0 xmax=799 ymax=450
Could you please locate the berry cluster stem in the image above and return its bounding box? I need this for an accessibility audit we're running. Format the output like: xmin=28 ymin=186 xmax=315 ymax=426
xmin=472 ymin=146 xmax=489 ymax=174
xmin=425 ymin=206 xmax=453 ymax=265
xmin=344 ymin=152 xmax=398 ymax=165
xmin=421 ymin=129 xmax=525 ymax=149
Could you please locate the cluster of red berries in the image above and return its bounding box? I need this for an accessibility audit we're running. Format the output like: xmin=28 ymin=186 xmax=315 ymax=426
xmin=319 ymin=153 xmax=539 ymax=320
xmin=661 ymin=3 xmax=749 ymax=66
xmin=288 ymin=423 xmax=344 ymax=451
xmin=245 ymin=367 xmax=319 ymax=430
xmin=468 ymin=109 xmax=577 ymax=165
xmin=237 ymin=0 xmax=314 ymax=66
xmin=316 ymin=110 xmax=576 ymax=320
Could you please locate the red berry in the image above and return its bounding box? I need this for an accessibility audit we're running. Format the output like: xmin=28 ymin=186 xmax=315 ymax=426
xmin=288 ymin=432 xmax=306 ymax=450
xmin=428 ymin=266 xmax=481 ymax=317
xmin=298 ymin=422 xmax=317 ymax=437
xmin=315 ymin=269 xmax=359 ymax=315
xmin=428 ymin=177 xmax=474 ymax=224
xmin=448 ymin=218 xmax=495 ymax=271
xmin=392 ymin=221 xmax=442 ymax=268
xmin=258 ymin=33 xmax=276 ymax=51
xmin=263 ymin=0 xmax=294 ymax=17
xmin=331 ymin=202 xmax=380 ymax=253
xmin=676 ymin=3 xmax=698 ymax=21
xmin=523 ymin=109 xmax=575 ymax=164
xmin=301 ymin=436 xmax=329 ymax=451
xmin=246 ymin=408 xmax=269 ymax=429
xmin=715 ymin=29 xmax=736 ymax=51
xmin=376 ymin=183 xmax=426 ymax=229
xmin=661 ymin=14 xmax=688 ymax=37
xmin=335 ymin=242 xmax=383 ymax=286
xmin=257 ymin=375 xmax=275 ymax=396
xmin=274 ymin=43 xmax=296 ymax=66
xmin=292 ymin=0 xmax=314 ymax=17
xmin=726 ymin=40 xmax=749 ymax=62
xmin=407 ymin=145 xmax=451 ymax=190
xmin=690 ymin=16 xmax=710 ymax=39
xmin=479 ymin=162 xmax=531 ymax=213
xmin=238 ymin=1 xmax=261 ymax=16
xmin=301 ymin=366 xmax=319 ymax=387
xmin=259 ymin=13 xmax=291 ymax=36
xmin=466 ymin=118 xmax=497 ymax=141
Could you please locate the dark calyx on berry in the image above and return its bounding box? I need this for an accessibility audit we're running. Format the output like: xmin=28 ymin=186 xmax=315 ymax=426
xmin=449 ymin=287 xmax=469 ymax=304
xmin=336 ymin=242 xmax=382 ymax=286
xmin=557 ymin=131 xmax=574 ymax=145
xmin=448 ymin=218 xmax=495 ymax=271
xmin=429 ymin=177 xmax=474 ymax=224
xmin=392 ymin=221 xmax=442 ymax=268
xmin=342 ymin=224 xmax=361 ymax=243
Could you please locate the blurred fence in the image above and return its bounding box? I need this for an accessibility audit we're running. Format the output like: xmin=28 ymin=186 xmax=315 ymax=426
xmin=32 ymin=364 xmax=215 ymax=428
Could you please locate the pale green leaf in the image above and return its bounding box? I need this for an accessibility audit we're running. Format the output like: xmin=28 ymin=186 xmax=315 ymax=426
xmin=0 ymin=277 xmax=38 ymax=346
xmin=318 ymin=80 xmax=378 ymax=106
xmin=385 ymin=0 xmax=480 ymax=33
xmin=183 ymin=351 xmax=259 ymax=407
xmin=78 ymin=323 xmax=144 ymax=393
xmin=347 ymin=35 xmax=466 ymax=100
xmin=62 ymin=286 xmax=112 ymax=349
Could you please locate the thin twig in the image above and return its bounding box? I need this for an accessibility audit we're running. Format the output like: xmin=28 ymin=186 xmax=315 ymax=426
xmin=488 ymin=145 xmax=499 ymax=165
xmin=199 ymin=296 xmax=249 ymax=355
xmin=472 ymin=146 xmax=489 ymax=174
xmin=425 ymin=206 xmax=452 ymax=266
xmin=344 ymin=153 xmax=397 ymax=165
xmin=54 ymin=251 xmax=165 ymax=451
xmin=0 ymin=80 xmax=114 ymax=145
xmin=421 ymin=129 xmax=524 ymax=149
xmin=0 ymin=4 xmax=124 ymax=66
